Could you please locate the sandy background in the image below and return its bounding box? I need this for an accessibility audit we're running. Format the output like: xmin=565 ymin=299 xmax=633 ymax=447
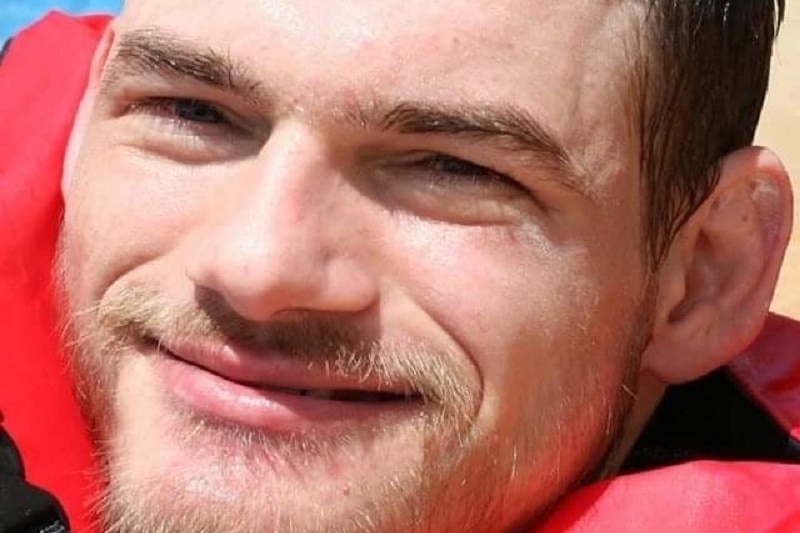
xmin=758 ymin=6 xmax=800 ymax=317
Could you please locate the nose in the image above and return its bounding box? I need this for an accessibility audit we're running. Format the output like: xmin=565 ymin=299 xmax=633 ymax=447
xmin=184 ymin=127 xmax=378 ymax=322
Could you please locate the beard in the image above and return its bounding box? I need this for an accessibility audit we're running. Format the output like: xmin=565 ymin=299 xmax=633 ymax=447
xmin=56 ymin=251 xmax=650 ymax=533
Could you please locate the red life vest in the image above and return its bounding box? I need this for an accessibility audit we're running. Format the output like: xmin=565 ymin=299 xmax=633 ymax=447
xmin=0 ymin=12 xmax=798 ymax=533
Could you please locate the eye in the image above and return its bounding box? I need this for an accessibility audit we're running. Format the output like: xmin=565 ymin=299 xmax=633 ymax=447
xmin=372 ymin=151 xmax=537 ymax=224
xmin=129 ymin=98 xmax=230 ymax=129
xmin=417 ymin=154 xmax=491 ymax=178
xmin=170 ymin=99 xmax=227 ymax=124
xmin=410 ymin=154 xmax=524 ymax=193
xmin=122 ymin=97 xmax=261 ymax=163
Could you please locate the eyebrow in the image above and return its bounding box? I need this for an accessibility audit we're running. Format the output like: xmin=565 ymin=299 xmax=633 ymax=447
xmin=101 ymin=28 xmax=269 ymax=106
xmin=102 ymin=28 xmax=588 ymax=195
xmin=365 ymin=102 xmax=587 ymax=194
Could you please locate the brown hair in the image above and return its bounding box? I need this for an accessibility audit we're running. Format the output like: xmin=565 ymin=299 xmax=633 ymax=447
xmin=637 ymin=0 xmax=785 ymax=264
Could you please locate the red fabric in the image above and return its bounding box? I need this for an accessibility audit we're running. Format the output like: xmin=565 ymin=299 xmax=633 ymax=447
xmin=537 ymin=461 xmax=800 ymax=533
xmin=730 ymin=314 xmax=800 ymax=441
xmin=0 ymin=12 xmax=107 ymax=533
xmin=1 ymin=12 xmax=799 ymax=533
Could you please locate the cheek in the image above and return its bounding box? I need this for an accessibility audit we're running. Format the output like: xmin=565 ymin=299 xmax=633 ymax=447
xmin=62 ymin=145 xmax=211 ymax=305
xmin=395 ymin=220 xmax=610 ymax=379
xmin=390 ymin=217 xmax=641 ymax=460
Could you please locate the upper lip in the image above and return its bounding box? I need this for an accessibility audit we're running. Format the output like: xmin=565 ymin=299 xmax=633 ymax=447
xmin=151 ymin=335 xmax=417 ymax=399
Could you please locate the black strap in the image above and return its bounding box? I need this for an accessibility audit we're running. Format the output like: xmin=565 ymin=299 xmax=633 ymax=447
xmin=0 ymin=423 xmax=23 ymax=477
xmin=0 ymin=37 xmax=12 ymax=66
xmin=0 ymin=425 xmax=71 ymax=533
xmin=623 ymin=369 xmax=800 ymax=472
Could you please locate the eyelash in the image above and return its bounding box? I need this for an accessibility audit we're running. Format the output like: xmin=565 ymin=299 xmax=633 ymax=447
xmin=408 ymin=154 xmax=520 ymax=190
xmin=129 ymin=98 xmax=232 ymax=130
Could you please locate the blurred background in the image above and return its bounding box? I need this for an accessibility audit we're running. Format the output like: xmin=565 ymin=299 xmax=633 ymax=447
xmin=2 ymin=2 xmax=798 ymax=317
xmin=756 ymin=8 xmax=800 ymax=318
xmin=1 ymin=1 xmax=122 ymax=41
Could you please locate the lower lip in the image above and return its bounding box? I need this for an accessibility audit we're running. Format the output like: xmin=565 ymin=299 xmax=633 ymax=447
xmin=153 ymin=351 xmax=414 ymax=432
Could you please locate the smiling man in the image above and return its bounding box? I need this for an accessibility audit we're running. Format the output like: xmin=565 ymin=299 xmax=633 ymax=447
xmin=0 ymin=1 xmax=799 ymax=532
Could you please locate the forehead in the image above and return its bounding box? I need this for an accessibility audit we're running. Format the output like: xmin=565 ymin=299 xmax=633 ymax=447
xmin=118 ymin=0 xmax=640 ymax=187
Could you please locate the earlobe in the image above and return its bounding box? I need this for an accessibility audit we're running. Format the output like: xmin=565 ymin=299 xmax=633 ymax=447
xmin=642 ymin=147 xmax=793 ymax=384
xmin=62 ymin=22 xmax=117 ymax=198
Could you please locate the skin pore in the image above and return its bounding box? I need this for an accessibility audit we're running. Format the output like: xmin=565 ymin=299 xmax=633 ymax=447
xmin=58 ymin=1 xmax=792 ymax=532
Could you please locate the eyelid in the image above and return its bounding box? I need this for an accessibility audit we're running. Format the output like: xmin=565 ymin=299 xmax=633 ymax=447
xmin=119 ymin=97 xmax=264 ymax=163
xmin=404 ymin=152 xmax=529 ymax=192
xmin=370 ymin=151 xmax=543 ymax=226
xmin=413 ymin=153 xmax=492 ymax=172
xmin=127 ymin=97 xmax=236 ymax=130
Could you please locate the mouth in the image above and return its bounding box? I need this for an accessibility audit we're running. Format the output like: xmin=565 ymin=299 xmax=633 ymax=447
xmin=262 ymin=385 xmax=416 ymax=403
xmin=144 ymin=336 xmax=423 ymax=432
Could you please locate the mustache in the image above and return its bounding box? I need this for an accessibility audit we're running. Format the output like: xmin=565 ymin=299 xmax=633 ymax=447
xmin=95 ymin=284 xmax=476 ymax=416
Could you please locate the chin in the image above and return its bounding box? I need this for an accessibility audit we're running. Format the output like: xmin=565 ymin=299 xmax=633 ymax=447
xmin=97 ymin=356 xmax=459 ymax=533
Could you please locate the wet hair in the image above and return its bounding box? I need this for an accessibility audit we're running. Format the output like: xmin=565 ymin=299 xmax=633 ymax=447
xmin=637 ymin=0 xmax=785 ymax=265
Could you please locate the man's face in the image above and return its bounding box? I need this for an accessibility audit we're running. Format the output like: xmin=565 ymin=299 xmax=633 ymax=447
xmin=61 ymin=1 xmax=653 ymax=531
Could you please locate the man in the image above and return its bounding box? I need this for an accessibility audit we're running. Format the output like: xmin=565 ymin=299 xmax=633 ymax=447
xmin=0 ymin=1 xmax=798 ymax=532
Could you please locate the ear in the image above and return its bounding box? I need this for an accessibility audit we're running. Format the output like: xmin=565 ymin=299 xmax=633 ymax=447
xmin=62 ymin=21 xmax=117 ymax=198
xmin=641 ymin=147 xmax=793 ymax=384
